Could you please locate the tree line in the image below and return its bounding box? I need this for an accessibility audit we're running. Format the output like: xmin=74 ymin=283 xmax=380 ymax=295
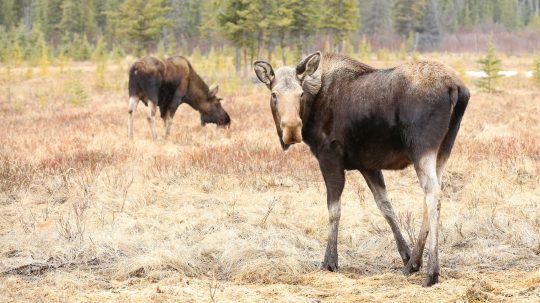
xmin=1 ymin=0 xmax=540 ymax=68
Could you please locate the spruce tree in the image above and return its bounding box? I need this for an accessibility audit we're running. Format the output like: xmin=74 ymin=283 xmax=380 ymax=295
xmin=0 ymin=0 xmax=17 ymax=30
xmin=320 ymin=0 xmax=358 ymax=51
xmin=417 ymin=0 xmax=441 ymax=51
xmin=46 ymin=0 xmax=64 ymax=44
xmin=363 ymin=0 xmax=391 ymax=35
xmin=115 ymin=0 xmax=172 ymax=55
xmin=168 ymin=0 xmax=201 ymax=47
xmin=60 ymin=0 xmax=81 ymax=40
xmin=477 ymin=40 xmax=502 ymax=93
xmin=218 ymin=0 xmax=254 ymax=74
xmin=291 ymin=0 xmax=321 ymax=56
xmin=393 ymin=0 xmax=425 ymax=38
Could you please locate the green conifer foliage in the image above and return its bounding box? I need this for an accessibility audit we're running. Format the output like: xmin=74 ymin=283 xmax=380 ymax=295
xmin=477 ymin=40 xmax=502 ymax=93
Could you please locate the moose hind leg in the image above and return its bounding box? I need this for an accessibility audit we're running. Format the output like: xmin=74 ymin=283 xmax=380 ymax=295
xmin=413 ymin=152 xmax=441 ymax=287
xmin=403 ymin=201 xmax=428 ymax=275
xmin=128 ymin=97 xmax=139 ymax=139
xmin=436 ymin=150 xmax=451 ymax=188
xmin=147 ymin=102 xmax=158 ymax=141
xmin=361 ymin=170 xmax=411 ymax=265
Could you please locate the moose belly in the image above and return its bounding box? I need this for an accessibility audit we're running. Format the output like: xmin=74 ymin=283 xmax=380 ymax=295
xmin=345 ymin=147 xmax=412 ymax=170
xmin=344 ymin=119 xmax=412 ymax=170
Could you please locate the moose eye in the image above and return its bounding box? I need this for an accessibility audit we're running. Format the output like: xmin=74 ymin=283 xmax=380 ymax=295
xmin=300 ymin=92 xmax=304 ymax=98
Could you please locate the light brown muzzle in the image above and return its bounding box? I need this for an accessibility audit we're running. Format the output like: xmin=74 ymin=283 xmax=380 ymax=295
xmin=280 ymin=118 xmax=302 ymax=144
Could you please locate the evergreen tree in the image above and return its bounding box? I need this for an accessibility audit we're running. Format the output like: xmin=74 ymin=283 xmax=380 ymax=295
xmin=28 ymin=25 xmax=48 ymax=65
xmin=289 ymin=0 xmax=321 ymax=58
xmin=60 ymin=0 xmax=80 ymax=39
xmin=0 ymin=0 xmax=17 ymax=30
xmin=267 ymin=1 xmax=294 ymax=63
xmin=320 ymin=0 xmax=358 ymax=51
xmin=393 ymin=0 xmax=425 ymax=38
xmin=31 ymin=0 xmax=49 ymax=33
xmin=363 ymin=0 xmax=392 ymax=35
xmin=80 ymin=0 xmax=97 ymax=40
xmin=437 ymin=0 xmax=460 ymax=31
xmin=417 ymin=0 xmax=441 ymax=51
xmin=168 ymin=0 xmax=201 ymax=47
xmin=477 ymin=40 xmax=502 ymax=93
xmin=9 ymin=27 xmax=25 ymax=65
xmin=218 ymin=0 xmax=255 ymax=73
xmin=199 ymin=0 xmax=223 ymax=48
xmin=114 ymin=0 xmax=172 ymax=55
xmin=1 ymin=0 xmax=540 ymax=59
xmin=103 ymin=0 xmax=122 ymax=45
xmin=45 ymin=0 xmax=63 ymax=44
xmin=494 ymin=0 xmax=519 ymax=28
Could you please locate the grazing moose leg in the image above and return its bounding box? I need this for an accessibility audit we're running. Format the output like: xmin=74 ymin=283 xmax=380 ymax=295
xmin=128 ymin=97 xmax=139 ymax=139
xmin=411 ymin=152 xmax=441 ymax=287
xmin=319 ymin=146 xmax=345 ymax=272
xmin=147 ymin=102 xmax=158 ymax=141
xmin=164 ymin=111 xmax=173 ymax=139
xmin=361 ymin=170 xmax=411 ymax=265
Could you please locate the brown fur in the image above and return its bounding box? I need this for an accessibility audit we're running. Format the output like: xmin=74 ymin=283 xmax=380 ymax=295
xmin=254 ymin=52 xmax=470 ymax=287
xmin=128 ymin=56 xmax=230 ymax=139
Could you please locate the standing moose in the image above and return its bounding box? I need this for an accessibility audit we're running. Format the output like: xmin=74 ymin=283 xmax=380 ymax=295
xmin=254 ymin=52 xmax=469 ymax=286
xmin=128 ymin=56 xmax=231 ymax=140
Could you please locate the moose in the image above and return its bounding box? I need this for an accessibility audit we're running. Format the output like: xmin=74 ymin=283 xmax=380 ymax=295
xmin=128 ymin=56 xmax=231 ymax=140
xmin=254 ymin=52 xmax=469 ymax=286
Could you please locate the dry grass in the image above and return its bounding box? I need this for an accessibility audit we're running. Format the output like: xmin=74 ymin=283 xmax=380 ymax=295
xmin=0 ymin=56 xmax=539 ymax=302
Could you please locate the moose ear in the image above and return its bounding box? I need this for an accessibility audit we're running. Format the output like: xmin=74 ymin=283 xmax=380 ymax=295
xmin=253 ymin=60 xmax=275 ymax=89
xmin=209 ymin=84 xmax=219 ymax=97
xmin=296 ymin=52 xmax=321 ymax=81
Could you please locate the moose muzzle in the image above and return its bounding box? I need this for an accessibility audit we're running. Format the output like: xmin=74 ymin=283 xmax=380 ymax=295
xmin=280 ymin=118 xmax=303 ymax=144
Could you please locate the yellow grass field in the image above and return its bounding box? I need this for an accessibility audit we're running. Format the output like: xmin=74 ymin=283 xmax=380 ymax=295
xmin=1 ymin=54 xmax=539 ymax=302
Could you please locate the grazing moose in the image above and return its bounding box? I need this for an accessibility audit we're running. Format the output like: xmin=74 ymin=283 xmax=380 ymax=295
xmin=254 ymin=52 xmax=469 ymax=286
xmin=128 ymin=56 xmax=231 ymax=140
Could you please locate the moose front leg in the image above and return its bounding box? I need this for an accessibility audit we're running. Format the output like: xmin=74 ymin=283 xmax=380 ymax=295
xmin=318 ymin=146 xmax=345 ymax=272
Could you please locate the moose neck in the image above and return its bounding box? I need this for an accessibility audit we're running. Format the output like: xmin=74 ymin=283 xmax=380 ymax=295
xmin=300 ymin=94 xmax=321 ymax=150
xmin=184 ymin=72 xmax=209 ymax=109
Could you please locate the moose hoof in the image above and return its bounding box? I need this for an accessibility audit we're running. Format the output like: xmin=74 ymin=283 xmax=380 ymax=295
xmin=422 ymin=273 xmax=439 ymax=287
xmin=401 ymin=251 xmax=411 ymax=266
xmin=402 ymin=261 xmax=421 ymax=276
xmin=320 ymin=260 xmax=338 ymax=272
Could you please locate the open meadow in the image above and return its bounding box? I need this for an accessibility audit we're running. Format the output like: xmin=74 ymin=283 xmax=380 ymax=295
xmin=0 ymin=53 xmax=539 ymax=302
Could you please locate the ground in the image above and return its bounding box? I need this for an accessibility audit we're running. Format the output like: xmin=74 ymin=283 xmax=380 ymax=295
xmin=0 ymin=56 xmax=539 ymax=302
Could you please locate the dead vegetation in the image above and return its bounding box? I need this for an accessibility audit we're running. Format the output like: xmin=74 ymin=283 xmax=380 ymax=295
xmin=0 ymin=57 xmax=539 ymax=302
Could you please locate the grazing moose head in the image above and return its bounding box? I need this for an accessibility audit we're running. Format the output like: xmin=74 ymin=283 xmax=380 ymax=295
xmin=253 ymin=52 xmax=322 ymax=150
xmin=195 ymin=84 xmax=231 ymax=127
